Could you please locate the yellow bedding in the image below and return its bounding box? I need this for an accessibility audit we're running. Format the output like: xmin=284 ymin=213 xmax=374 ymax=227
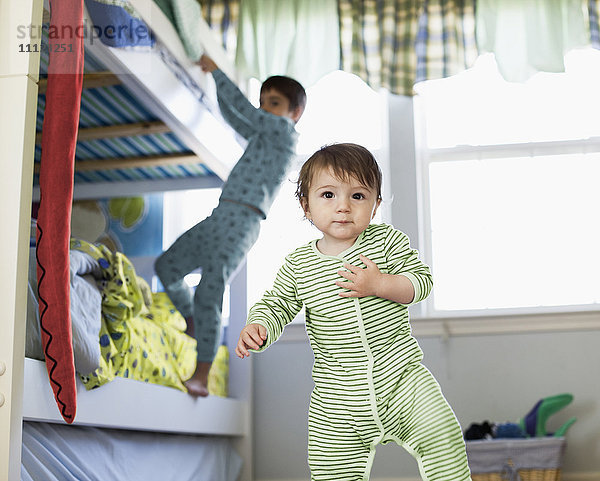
xmin=71 ymin=239 xmax=197 ymax=392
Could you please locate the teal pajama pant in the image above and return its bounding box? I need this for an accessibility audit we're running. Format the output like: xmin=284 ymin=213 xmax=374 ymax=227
xmin=155 ymin=201 xmax=262 ymax=362
xmin=308 ymin=363 xmax=471 ymax=481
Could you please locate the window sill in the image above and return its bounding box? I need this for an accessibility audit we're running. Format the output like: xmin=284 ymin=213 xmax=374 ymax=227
xmin=279 ymin=310 xmax=600 ymax=343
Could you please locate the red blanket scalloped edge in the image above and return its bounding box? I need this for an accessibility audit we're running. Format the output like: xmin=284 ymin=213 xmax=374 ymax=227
xmin=36 ymin=0 xmax=85 ymax=424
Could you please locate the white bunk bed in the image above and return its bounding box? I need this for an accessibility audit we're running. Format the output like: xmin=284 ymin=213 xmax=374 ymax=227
xmin=1 ymin=1 xmax=252 ymax=480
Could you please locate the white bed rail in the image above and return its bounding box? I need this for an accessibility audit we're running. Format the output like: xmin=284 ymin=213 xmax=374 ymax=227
xmin=23 ymin=358 xmax=248 ymax=436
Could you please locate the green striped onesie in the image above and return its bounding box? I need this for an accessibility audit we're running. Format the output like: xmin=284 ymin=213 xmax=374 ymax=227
xmin=248 ymin=223 xmax=471 ymax=480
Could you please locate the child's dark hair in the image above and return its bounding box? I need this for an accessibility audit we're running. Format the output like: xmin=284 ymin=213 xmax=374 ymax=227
xmin=296 ymin=143 xmax=383 ymax=201
xmin=261 ymin=76 xmax=307 ymax=113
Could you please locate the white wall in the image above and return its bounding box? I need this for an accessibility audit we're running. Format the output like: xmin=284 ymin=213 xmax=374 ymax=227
xmin=248 ymin=95 xmax=600 ymax=480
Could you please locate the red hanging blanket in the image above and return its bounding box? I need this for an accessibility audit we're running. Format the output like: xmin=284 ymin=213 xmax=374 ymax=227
xmin=37 ymin=0 xmax=85 ymax=423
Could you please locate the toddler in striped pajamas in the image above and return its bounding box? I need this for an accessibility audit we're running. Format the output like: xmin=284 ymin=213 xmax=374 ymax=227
xmin=236 ymin=143 xmax=471 ymax=481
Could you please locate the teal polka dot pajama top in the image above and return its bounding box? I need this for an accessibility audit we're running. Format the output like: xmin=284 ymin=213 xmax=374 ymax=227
xmin=248 ymin=224 xmax=471 ymax=481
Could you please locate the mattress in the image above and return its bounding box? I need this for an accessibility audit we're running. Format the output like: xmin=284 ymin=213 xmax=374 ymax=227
xmin=21 ymin=421 xmax=242 ymax=481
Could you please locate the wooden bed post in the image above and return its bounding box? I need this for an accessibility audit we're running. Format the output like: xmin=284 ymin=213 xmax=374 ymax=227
xmin=0 ymin=0 xmax=43 ymax=479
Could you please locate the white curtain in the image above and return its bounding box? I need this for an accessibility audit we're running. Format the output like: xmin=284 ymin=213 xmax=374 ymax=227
xmin=235 ymin=0 xmax=340 ymax=87
xmin=477 ymin=0 xmax=590 ymax=82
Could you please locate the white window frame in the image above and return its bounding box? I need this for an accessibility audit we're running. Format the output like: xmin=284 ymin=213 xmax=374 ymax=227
xmin=410 ymin=100 xmax=600 ymax=336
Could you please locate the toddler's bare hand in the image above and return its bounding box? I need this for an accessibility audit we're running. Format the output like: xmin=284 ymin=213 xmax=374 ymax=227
xmin=235 ymin=323 xmax=267 ymax=358
xmin=336 ymin=254 xmax=383 ymax=298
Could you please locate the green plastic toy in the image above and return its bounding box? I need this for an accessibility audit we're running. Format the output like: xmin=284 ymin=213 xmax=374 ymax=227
xmin=518 ymin=393 xmax=577 ymax=437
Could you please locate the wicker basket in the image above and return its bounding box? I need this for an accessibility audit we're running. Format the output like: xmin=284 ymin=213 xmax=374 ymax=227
xmin=466 ymin=437 xmax=566 ymax=481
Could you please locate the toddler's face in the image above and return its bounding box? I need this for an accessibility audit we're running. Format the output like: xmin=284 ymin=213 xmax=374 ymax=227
xmin=302 ymin=168 xmax=380 ymax=252
xmin=259 ymin=88 xmax=302 ymax=122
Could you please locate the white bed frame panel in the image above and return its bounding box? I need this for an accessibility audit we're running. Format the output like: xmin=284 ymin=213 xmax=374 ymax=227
xmin=34 ymin=170 xmax=225 ymax=203
xmin=1 ymin=2 xmax=253 ymax=480
xmin=22 ymin=358 xmax=247 ymax=436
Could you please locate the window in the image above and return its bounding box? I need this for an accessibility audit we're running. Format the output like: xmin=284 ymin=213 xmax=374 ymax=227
xmin=294 ymin=70 xmax=383 ymax=155
xmin=414 ymin=50 xmax=600 ymax=316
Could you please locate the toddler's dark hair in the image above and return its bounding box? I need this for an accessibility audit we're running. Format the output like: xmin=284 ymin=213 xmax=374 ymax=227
xmin=261 ymin=76 xmax=307 ymax=113
xmin=296 ymin=143 xmax=382 ymax=202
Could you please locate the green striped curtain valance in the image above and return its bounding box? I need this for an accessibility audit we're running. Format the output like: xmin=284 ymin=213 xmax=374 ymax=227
xmin=198 ymin=0 xmax=599 ymax=93
xmin=339 ymin=0 xmax=477 ymax=96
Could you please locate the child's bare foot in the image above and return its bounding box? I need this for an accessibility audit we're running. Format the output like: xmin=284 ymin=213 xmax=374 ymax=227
xmin=185 ymin=361 xmax=212 ymax=397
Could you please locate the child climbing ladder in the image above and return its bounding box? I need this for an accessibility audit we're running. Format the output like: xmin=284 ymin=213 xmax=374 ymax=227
xmin=155 ymin=54 xmax=306 ymax=397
